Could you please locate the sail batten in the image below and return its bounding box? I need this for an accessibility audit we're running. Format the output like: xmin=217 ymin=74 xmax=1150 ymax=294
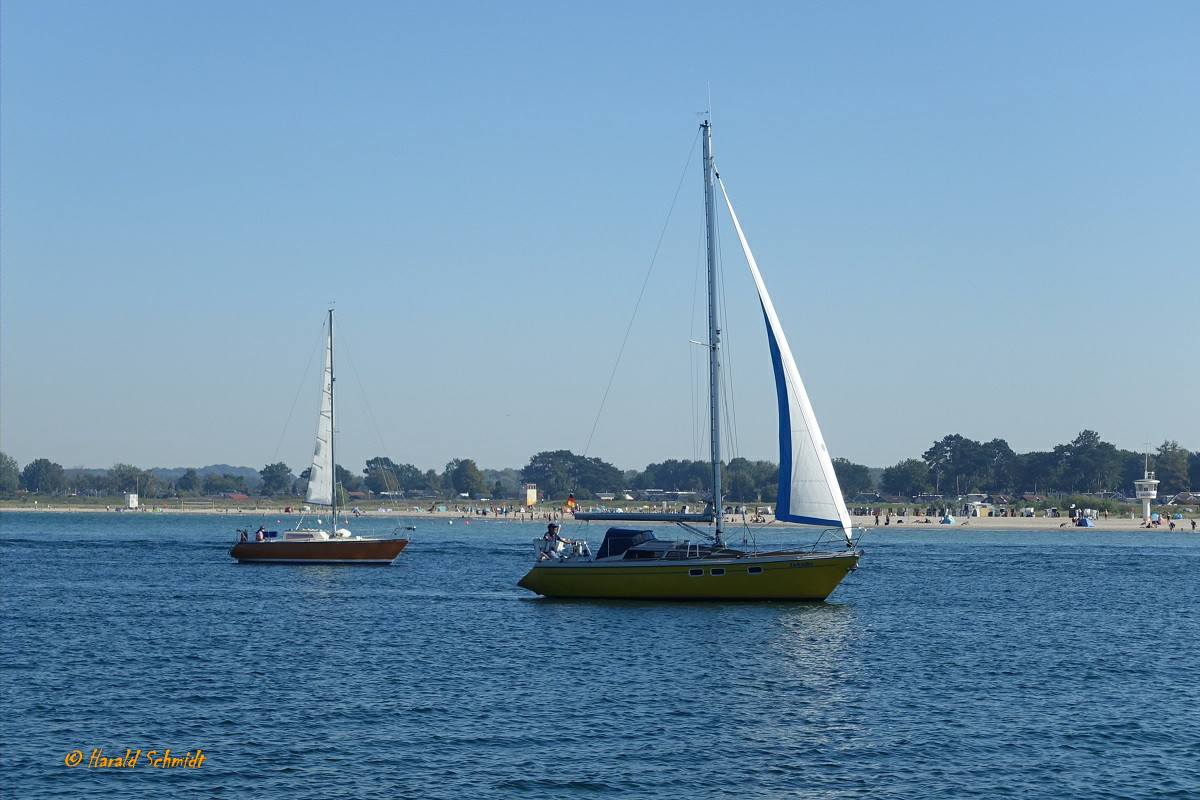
xmin=717 ymin=176 xmax=853 ymax=539
xmin=305 ymin=333 xmax=335 ymax=507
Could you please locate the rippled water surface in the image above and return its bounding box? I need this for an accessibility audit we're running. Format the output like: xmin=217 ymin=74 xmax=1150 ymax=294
xmin=4 ymin=512 xmax=1199 ymax=798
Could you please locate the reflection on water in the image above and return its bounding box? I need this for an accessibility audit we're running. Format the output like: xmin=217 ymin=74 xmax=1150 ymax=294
xmin=772 ymin=601 xmax=859 ymax=676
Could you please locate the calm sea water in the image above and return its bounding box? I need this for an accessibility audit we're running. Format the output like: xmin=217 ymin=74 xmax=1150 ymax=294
xmin=3 ymin=511 xmax=1198 ymax=799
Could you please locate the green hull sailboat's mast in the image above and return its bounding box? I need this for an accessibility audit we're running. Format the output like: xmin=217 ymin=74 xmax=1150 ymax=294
xmin=702 ymin=120 xmax=724 ymax=546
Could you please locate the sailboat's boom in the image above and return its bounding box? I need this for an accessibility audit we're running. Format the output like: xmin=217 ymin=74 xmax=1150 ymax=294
xmin=573 ymin=511 xmax=715 ymax=523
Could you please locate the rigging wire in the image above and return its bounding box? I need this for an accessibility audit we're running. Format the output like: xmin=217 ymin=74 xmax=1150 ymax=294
xmin=581 ymin=128 xmax=702 ymax=459
xmin=714 ymin=195 xmax=741 ymax=465
xmin=689 ymin=231 xmax=705 ymax=464
xmin=336 ymin=320 xmax=401 ymax=495
xmin=270 ymin=319 xmax=327 ymax=467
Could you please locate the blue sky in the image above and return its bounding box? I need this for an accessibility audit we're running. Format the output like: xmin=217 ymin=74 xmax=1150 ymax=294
xmin=5 ymin=0 xmax=1198 ymax=475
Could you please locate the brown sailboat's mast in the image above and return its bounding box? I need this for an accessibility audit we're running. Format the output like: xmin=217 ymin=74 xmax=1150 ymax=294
xmin=328 ymin=308 xmax=337 ymax=537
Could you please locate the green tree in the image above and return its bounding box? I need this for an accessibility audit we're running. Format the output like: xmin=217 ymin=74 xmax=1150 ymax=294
xmin=1156 ymin=440 xmax=1191 ymax=494
xmin=739 ymin=459 xmax=778 ymax=503
xmin=260 ymin=463 xmax=295 ymax=495
xmin=73 ymin=470 xmax=115 ymax=496
xmin=363 ymin=457 xmax=424 ymax=494
xmin=1016 ymin=450 xmax=1064 ymax=494
xmin=1117 ymin=449 xmax=1149 ymax=493
xmin=109 ymin=463 xmax=147 ymax=494
xmin=114 ymin=464 xmax=164 ymax=498
xmin=880 ymin=459 xmax=932 ymax=497
xmin=831 ymin=457 xmax=874 ymax=497
xmin=444 ymin=458 xmax=486 ymax=498
xmin=141 ymin=471 xmax=165 ymax=498
xmin=177 ymin=468 xmax=202 ymax=494
xmin=1061 ymin=430 xmax=1121 ymax=493
xmin=520 ymin=450 xmax=623 ymax=499
xmin=631 ymin=459 xmax=709 ymax=492
xmin=363 ymin=468 xmax=395 ymax=494
xmin=922 ymin=434 xmax=987 ymax=494
xmin=1 ymin=452 xmax=21 ymax=495
xmin=202 ymin=472 xmax=249 ymax=495
xmin=572 ymin=456 xmax=623 ymax=496
xmin=481 ymin=467 xmax=523 ymax=498
xmin=725 ymin=470 xmax=758 ymax=502
xmin=21 ymin=458 xmax=68 ymax=494
xmin=979 ymin=439 xmax=1018 ymax=493
xmin=334 ymin=465 xmax=361 ymax=492
xmin=522 ymin=450 xmax=575 ymax=499
xmin=724 ymin=455 xmax=772 ymax=501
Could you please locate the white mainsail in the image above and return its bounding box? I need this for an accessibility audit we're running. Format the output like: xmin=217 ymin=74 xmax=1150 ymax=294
xmin=305 ymin=334 xmax=335 ymax=507
xmin=717 ymin=176 xmax=853 ymax=538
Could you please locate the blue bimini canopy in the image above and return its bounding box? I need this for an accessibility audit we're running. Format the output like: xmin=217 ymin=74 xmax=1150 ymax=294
xmin=596 ymin=528 xmax=657 ymax=560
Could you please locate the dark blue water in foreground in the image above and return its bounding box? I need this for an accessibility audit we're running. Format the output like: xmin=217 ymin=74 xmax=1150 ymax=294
xmin=3 ymin=511 xmax=1199 ymax=799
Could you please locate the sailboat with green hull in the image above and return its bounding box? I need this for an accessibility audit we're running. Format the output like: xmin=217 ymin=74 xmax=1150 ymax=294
xmin=518 ymin=120 xmax=861 ymax=600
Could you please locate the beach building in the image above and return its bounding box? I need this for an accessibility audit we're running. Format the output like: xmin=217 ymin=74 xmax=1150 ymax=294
xmin=965 ymin=501 xmax=992 ymax=517
xmin=1134 ymin=459 xmax=1159 ymax=523
xmin=1170 ymin=492 xmax=1200 ymax=509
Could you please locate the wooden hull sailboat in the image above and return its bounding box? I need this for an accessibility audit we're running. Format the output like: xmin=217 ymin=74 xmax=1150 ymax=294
xmin=518 ymin=120 xmax=861 ymax=600
xmin=229 ymin=310 xmax=410 ymax=566
xmin=229 ymin=534 xmax=409 ymax=565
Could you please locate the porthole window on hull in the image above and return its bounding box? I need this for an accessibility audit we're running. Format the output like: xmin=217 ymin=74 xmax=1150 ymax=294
xmin=710 ymin=568 xmax=726 ymax=576
xmin=747 ymin=566 xmax=763 ymax=574
xmin=689 ymin=568 xmax=703 ymax=577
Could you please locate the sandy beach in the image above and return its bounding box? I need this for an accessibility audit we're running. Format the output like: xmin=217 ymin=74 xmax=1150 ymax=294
xmin=5 ymin=503 xmax=1194 ymax=533
xmin=847 ymin=513 xmax=1194 ymax=533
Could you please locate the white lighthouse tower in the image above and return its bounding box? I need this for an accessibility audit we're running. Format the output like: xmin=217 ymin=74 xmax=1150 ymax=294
xmin=1134 ymin=452 xmax=1159 ymax=524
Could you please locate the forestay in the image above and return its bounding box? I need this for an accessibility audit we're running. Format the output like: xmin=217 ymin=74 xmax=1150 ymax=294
xmin=717 ymin=176 xmax=853 ymax=539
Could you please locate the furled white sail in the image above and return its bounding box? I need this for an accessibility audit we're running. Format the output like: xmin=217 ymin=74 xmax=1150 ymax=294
xmin=305 ymin=337 xmax=335 ymax=507
xmin=717 ymin=176 xmax=853 ymax=538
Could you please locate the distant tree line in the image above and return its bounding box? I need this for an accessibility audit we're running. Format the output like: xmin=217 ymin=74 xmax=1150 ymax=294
xmin=873 ymin=432 xmax=1197 ymax=499
xmin=3 ymin=430 xmax=1197 ymax=503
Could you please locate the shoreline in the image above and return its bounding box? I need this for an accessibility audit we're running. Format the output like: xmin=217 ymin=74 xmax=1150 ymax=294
xmin=4 ymin=505 xmax=1194 ymax=533
xmin=846 ymin=513 xmax=1195 ymax=533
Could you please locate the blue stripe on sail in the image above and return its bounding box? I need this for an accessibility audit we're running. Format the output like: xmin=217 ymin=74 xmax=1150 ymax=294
xmin=762 ymin=304 xmax=795 ymax=521
xmin=780 ymin=513 xmax=844 ymax=527
xmin=762 ymin=304 xmax=843 ymax=530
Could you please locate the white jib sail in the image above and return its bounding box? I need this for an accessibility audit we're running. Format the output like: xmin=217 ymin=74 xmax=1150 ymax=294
xmin=305 ymin=336 xmax=335 ymax=507
xmin=717 ymin=176 xmax=853 ymax=538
